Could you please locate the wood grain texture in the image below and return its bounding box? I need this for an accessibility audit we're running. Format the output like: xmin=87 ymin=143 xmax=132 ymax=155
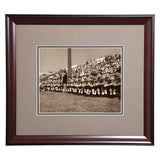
xmin=6 ymin=15 xmax=154 ymax=145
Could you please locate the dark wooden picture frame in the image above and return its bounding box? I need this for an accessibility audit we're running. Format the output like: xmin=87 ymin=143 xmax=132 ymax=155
xmin=6 ymin=15 xmax=154 ymax=145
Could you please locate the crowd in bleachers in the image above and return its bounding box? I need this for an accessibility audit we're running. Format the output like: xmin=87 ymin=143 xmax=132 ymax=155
xmin=40 ymin=54 xmax=121 ymax=98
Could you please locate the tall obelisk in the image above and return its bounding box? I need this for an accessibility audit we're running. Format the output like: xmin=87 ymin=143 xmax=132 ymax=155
xmin=68 ymin=48 xmax=72 ymax=81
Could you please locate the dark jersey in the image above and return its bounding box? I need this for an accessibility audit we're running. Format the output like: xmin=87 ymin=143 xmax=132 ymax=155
xmin=62 ymin=74 xmax=67 ymax=84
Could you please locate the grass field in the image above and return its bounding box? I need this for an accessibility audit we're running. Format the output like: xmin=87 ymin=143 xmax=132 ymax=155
xmin=40 ymin=91 xmax=121 ymax=113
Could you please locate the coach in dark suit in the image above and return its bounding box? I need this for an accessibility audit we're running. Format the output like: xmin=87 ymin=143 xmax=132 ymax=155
xmin=62 ymin=71 xmax=67 ymax=92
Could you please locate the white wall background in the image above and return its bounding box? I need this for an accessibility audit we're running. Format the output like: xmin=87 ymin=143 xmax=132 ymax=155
xmin=0 ymin=0 xmax=159 ymax=160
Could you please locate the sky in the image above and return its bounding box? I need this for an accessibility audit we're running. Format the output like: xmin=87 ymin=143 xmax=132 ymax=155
xmin=39 ymin=47 xmax=122 ymax=74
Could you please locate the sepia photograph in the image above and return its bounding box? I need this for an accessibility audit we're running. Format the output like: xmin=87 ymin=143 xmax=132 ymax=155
xmin=38 ymin=46 xmax=122 ymax=114
xmin=6 ymin=14 xmax=154 ymax=146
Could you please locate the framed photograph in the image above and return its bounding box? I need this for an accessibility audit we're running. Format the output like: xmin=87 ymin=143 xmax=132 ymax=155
xmin=6 ymin=15 xmax=154 ymax=145
xmin=38 ymin=46 xmax=123 ymax=115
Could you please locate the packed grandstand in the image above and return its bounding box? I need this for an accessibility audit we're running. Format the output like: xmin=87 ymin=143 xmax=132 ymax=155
xmin=39 ymin=54 xmax=121 ymax=98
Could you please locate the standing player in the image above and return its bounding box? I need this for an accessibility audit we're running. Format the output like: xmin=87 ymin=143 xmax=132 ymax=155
xmin=62 ymin=71 xmax=68 ymax=92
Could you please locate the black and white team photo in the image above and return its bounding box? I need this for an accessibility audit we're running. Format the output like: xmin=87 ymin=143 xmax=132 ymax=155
xmin=38 ymin=47 xmax=122 ymax=114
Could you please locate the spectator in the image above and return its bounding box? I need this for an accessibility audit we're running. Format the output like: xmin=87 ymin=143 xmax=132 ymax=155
xmin=40 ymin=54 xmax=121 ymax=98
